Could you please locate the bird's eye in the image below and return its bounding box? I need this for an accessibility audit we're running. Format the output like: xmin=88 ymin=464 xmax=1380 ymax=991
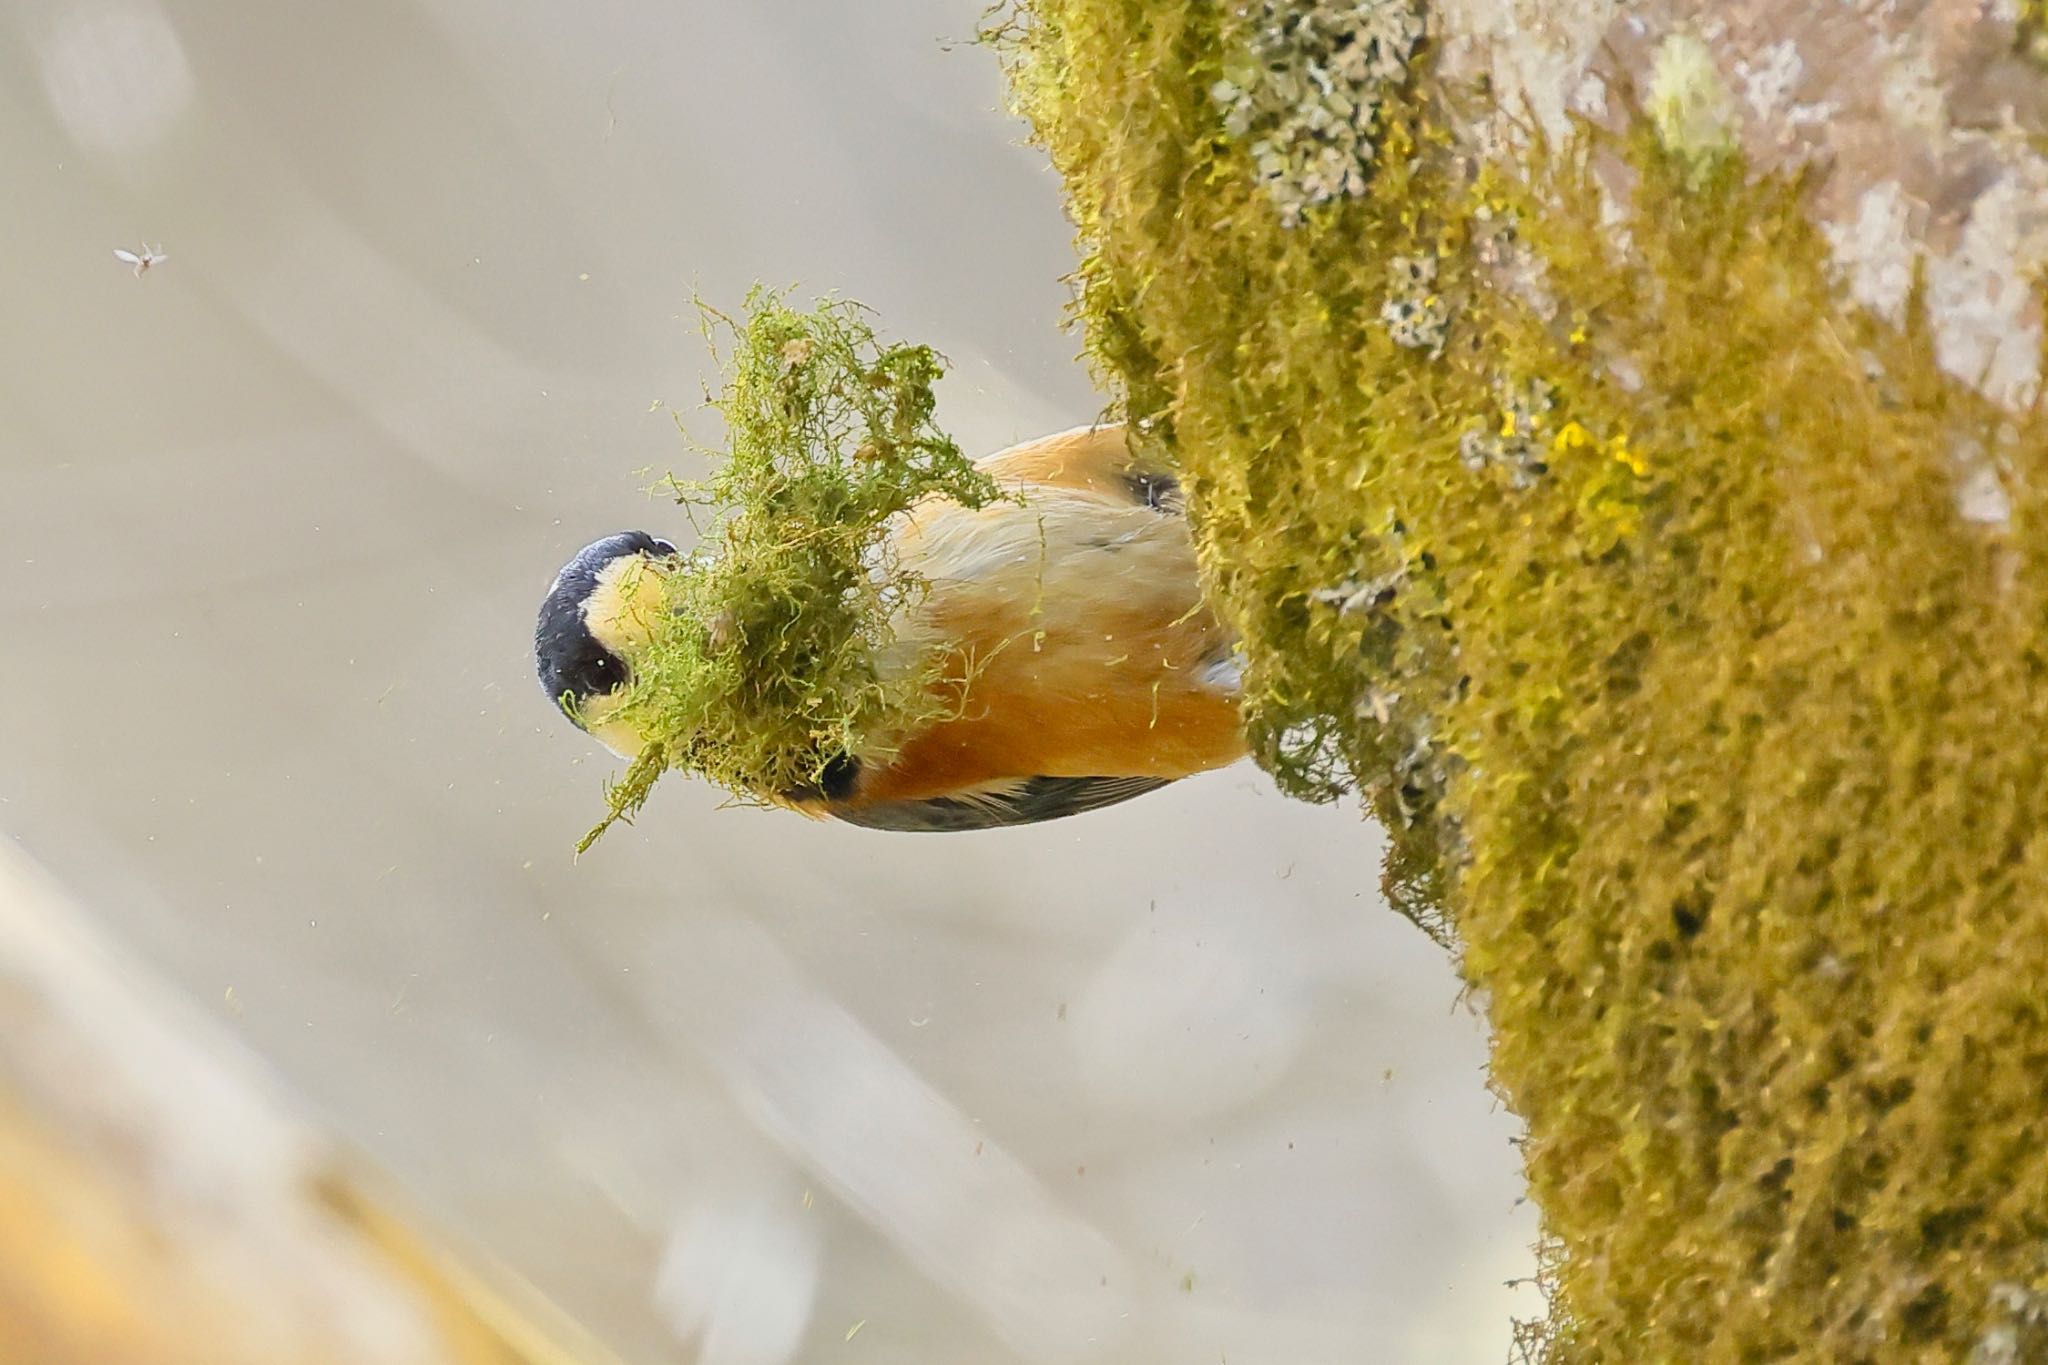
xmin=560 ymin=647 xmax=629 ymax=701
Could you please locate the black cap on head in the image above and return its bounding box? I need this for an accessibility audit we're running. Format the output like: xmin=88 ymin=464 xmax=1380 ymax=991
xmin=534 ymin=531 xmax=678 ymax=720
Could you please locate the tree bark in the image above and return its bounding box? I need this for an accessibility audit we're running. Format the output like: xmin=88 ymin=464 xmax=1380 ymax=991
xmin=996 ymin=2 xmax=2048 ymax=1358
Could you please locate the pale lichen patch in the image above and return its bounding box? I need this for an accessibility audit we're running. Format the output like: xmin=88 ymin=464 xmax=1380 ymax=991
xmin=1878 ymin=32 xmax=1950 ymax=137
xmin=1822 ymin=179 xmax=1919 ymax=326
xmin=1432 ymin=0 xmax=1618 ymax=147
xmin=1954 ymin=454 xmax=2014 ymax=529
xmin=1926 ymin=171 xmax=2048 ymax=408
xmin=1735 ymin=38 xmax=1802 ymax=122
xmin=1209 ymin=0 xmax=1424 ymax=227
xmin=1971 ymin=1282 xmax=2048 ymax=1365
xmin=1378 ymin=253 xmax=1451 ymax=355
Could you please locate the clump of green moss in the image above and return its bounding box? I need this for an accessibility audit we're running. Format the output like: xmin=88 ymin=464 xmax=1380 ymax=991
xmin=995 ymin=2 xmax=2048 ymax=1359
xmin=579 ymin=288 xmax=1002 ymax=850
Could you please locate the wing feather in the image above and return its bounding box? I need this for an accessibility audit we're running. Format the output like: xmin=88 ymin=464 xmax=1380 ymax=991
xmin=828 ymin=775 xmax=1172 ymax=832
xmin=974 ymin=424 xmax=1180 ymax=511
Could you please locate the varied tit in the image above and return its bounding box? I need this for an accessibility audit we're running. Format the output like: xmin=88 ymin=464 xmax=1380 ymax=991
xmin=534 ymin=424 xmax=1247 ymax=830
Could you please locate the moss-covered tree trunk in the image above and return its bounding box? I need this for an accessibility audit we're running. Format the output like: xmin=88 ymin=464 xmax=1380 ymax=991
xmin=995 ymin=2 xmax=2048 ymax=1359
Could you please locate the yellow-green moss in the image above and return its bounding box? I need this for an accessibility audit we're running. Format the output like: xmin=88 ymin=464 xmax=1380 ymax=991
xmin=579 ymin=289 xmax=1002 ymax=849
xmin=995 ymin=3 xmax=2048 ymax=1359
xmin=2021 ymin=0 xmax=2048 ymax=68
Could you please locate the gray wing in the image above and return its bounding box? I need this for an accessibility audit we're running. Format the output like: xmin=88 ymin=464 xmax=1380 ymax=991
xmin=829 ymin=775 xmax=1172 ymax=832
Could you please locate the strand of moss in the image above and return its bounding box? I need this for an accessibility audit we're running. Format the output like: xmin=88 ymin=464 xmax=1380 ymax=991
xmin=579 ymin=290 xmax=1002 ymax=849
xmin=995 ymin=4 xmax=2048 ymax=1360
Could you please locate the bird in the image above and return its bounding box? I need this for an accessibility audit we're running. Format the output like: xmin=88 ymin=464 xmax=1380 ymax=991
xmin=534 ymin=423 xmax=1247 ymax=830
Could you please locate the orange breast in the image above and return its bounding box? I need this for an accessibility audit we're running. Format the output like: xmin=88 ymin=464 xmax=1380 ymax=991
xmin=845 ymin=474 xmax=1246 ymax=806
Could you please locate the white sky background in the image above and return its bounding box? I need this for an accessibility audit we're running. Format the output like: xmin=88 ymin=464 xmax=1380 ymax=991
xmin=0 ymin=1 xmax=1538 ymax=1360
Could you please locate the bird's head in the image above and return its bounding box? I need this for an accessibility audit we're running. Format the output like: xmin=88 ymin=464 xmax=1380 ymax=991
xmin=534 ymin=530 xmax=680 ymax=757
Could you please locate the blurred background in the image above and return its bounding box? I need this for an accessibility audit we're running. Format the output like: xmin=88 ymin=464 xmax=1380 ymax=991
xmin=0 ymin=1 xmax=1536 ymax=1360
